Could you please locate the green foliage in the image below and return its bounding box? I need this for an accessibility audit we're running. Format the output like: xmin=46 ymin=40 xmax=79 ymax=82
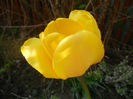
xmin=84 ymin=64 xmax=106 ymax=99
xmin=103 ymin=57 xmax=133 ymax=99
xmin=67 ymin=78 xmax=82 ymax=99
xmin=8 ymin=28 xmax=19 ymax=40
xmin=74 ymin=0 xmax=86 ymax=10
xmin=68 ymin=57 xmax=133 ymax=99
xmin=0 ymin=60 xmax=13 ymax=74
xmin=78 ymin=4 xmax=86 ymax=10
xmin=67 ymin=62 xmax=106 ymax=99
xmin=50 ymin=95 xmax=60 ymax=99
xmin=130 ymin=48 xmax=133 ymax=53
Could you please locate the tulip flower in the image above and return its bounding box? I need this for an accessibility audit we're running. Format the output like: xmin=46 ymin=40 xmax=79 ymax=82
xmin=21 ymin=10 xmax=104 ymax=80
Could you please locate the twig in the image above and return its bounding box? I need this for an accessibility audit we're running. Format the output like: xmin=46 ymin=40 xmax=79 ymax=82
xmin=110 ymin=38 xmax=132 ymax=47
xmin=85 ymin=0 xmax=91 ymax=10
xmin=48 ymin=0 xmax=56 ymax=18
xmin=61 ymin=80 xmax=64 ymax=93
xmin=0 ymin=10 xmax=8 ymax=16
xmin=0 ymin=6 xmax=27 ymax=18
xmin=114 ymin=15 xmax=133 ymax=23
xmin=46 ymin=79 xmax=54 ymax=91
xmin=10 ymin=92 xmax=28 ymax=99
xmin=0 ymin=23 xmax=46 ymax=28
xmin=6 ymin=0 xmax=11 ymax=25
xmin=19 ymin=0 xmax=27 ymax=24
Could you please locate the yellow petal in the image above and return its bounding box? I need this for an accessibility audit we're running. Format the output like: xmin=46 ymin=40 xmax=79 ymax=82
xmin=43 ymin=18 xmax=84 ymax=36
xmin=53 ymin=30 xmax=104 ymax=79
xmin=39 ymin=32 xmax=65 ymax=58
xmin=21 ymin=38 xmax=58 ymax=78
xmin=69 ymin=10 xmax=101 ymax=39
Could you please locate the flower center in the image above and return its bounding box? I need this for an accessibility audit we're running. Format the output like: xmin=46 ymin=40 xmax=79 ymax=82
xmin=41 ymin=32 xmax=65 ymax=59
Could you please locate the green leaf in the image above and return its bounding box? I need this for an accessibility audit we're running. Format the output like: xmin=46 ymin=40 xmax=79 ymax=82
xmin=50 ymin=95 xmax=60 ymax=99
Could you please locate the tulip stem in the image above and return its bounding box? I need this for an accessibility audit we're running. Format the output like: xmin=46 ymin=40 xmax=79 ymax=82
xmin=79 ymin=76 xmax=91 ymax=99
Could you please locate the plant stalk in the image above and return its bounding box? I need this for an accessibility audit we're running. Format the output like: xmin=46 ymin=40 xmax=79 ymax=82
xmin=79 ymin=76 xmax=91 ymax=99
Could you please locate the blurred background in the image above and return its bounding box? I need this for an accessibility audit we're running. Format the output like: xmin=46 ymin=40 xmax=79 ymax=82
xmin=0 ymin=0 xmax=133 ymax=99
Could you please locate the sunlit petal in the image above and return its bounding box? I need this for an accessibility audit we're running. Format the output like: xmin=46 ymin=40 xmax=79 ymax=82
xmin=39 ymin=32 xmax=65 ymax=58
xmin=43 ymin=18 xmax=84 ymax=36
xmin=21 ymin=38 xmax=58 ymax=78
xmin=53 ymin=30 xmax=104 ymax=79
xmin=69 ymin=10 xmax=101 ymax=39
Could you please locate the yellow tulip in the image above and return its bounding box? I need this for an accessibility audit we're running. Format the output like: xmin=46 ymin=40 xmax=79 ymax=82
xmin=21 ymin=10 xmax=104 ymax=80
